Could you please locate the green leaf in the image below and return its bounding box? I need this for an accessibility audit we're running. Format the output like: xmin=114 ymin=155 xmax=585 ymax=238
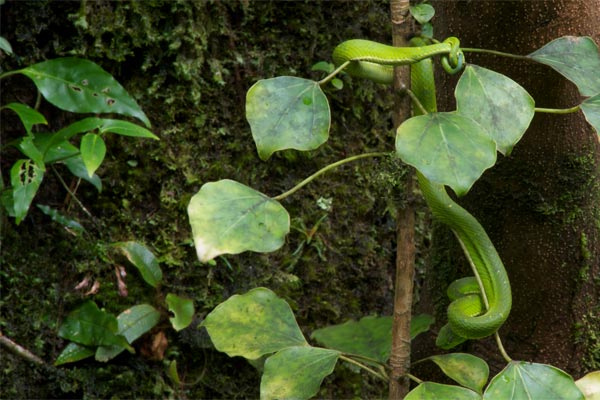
xmin=311 ymin=314 xmax=433 ymax=363
xmin=31 ymin=133 xmax=79 ymax=163
xmin=396 ymin=112 xmax=496 ymax=196
xmin=117 ymin=304 xmax=161 ymax=343
xmin=311 ymin=316 xmax=392 ymax=363
xmin=483 ymin=361 xmax=584 ymax=400
xmin=421 ymin=23 xmax=434 ymax=39
xmin=331 ymin=78 xmax=344 ymax=90
xmin=167 ymin=360 xmax=182 ymax=386
xmin=19 ymin=58 xmax=151 ymax=127
xmin=80 ymin=133 xmax=106 ymax=178
xmin=95 ymin=304 xmax=160 ymax=361
xmin=261 ymin=346 xmax=340 ymax=400
xmin=0 ymin=36 xmax=13 ymax=55
xmin=311 ymin=61 xmax=334 ymax=74
xmin=455 ymin=65 xmax=535 ymax=155
xmin=17 ymin=136 xmax=45 ymax=167
xmin=410 ymin=3 xmax=435 ymax=24
xmin=2 ymin=103 xmax=47 ymax=135
xmin=95 ymin=119 xmax=158 ymax=139
xmin=427 ymin=353 xmax=489 ymax=394
xmin=54 ymin=342 xmax=95 ymax=366
xmin=246 ymin=76 xmax=330 ymax=160
xmin=58 ymin=301 xmax=130 ymax=348
xmin=528 ymin=36 xmax=600 ymax=97
xmin=406 ymin=382 xmax=481 ymax=400
xmin=166 ymin=293 xmax=195 ymax=331
xmin=63 ymin=155 xmax=103 ymax=192
xmin=188 ymin=180 xmax=290 ymax=262
xmin=575 ymin=371 xmax=600 ymax=400
xmin=115 ymin=241 xmax=163 ymax=288
xmin=37 ymin=204 xmax=86 ymax=234
xmin=10 ymin=159 xmax=44 ymax=224
xmin=202 ymin=287 xmax=308 ymax=360
xmin=581 ymin=94 xmax=600 ymax=138
xmin=411 ymin=313 xmax=435 ymax=340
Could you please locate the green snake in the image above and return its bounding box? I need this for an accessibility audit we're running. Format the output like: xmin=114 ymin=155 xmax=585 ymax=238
xmin=332 ymin=37 xmax=511 ymax=347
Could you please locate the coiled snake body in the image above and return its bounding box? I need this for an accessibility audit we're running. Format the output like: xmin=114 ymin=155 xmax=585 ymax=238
xmin=332 ymin=38 xmax=511 ymax=345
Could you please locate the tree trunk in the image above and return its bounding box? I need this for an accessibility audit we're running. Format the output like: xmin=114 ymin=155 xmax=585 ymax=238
xmin=415 ymin=0 xmax=600 ymax=375
xmin=388 ymin=1 xmax=415 ymax=398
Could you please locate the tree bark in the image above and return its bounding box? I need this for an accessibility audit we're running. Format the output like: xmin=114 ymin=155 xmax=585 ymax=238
xmin=416 ymin=0 xmax=600 ymax=375
xmin=389 ymin=0 xmax=415 ymax=398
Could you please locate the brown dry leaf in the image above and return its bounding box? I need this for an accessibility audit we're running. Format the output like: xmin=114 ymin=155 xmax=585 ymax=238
xmin=140 ymin=331 xmax=168 ymax=361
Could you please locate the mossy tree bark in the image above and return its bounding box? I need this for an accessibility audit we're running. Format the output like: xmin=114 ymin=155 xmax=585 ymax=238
xmin=416 ymin=0 xmax=600 ymax=375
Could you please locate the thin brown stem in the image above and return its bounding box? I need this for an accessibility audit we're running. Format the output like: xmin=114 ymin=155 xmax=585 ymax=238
xmin=389 ymin=0 xmax=415 ymax=399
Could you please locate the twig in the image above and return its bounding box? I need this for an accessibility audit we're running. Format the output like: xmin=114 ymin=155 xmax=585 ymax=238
xmin=0 ymin=331 xmax=45 ymax=365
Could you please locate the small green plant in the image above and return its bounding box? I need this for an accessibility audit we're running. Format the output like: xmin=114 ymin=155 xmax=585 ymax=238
xmin=185 ymin=9 xmax=600 ymax=400
xmin=54 ymin=241 xmax=195 ymax=366
xmin=0 ymin=56 xmax=158 ymax=224
xmin=0 ymin=49 xmax=194 ymax=369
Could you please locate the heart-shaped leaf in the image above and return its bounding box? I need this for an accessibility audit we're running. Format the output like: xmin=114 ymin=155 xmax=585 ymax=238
xmin=405 ymin=382 xmax=481 ymax=400
xmin=202 ymin=287 xmax=307 ymax=360
xmin=311 ymin=316 xmax=392 ymax=363
xmin=115 ymin=241 xmax=163 ymax=288
xmin=310 ymin=314 xmax=434 ymax=363
xmin=411 ymin=313 xmax=436 ymax=340
xmin=166 ymin=293 xmax=194 ymax=331
xmin=409 ymin=3 xmax=435 ymax=24
xmin=456 ymin=65 xmax=535 ymax=155
xmin=261 ymin=346 xmax=340 ymax=400
xmin=19 ymin=58 xmax=150 ymax=126
xmin=188 ymin=179 xmax=290 ymax=262
xmin=80 ymin=133 xmax=106 ymax=178
xmin=427 ymin=353 xmax=489 ymax=394
xmin=528 ymin=36 xmax=600 ymax=97
xmin=246 ymin=76 xmax=330 ymax=160
xmin=396 ymin=112 xmax=496 ymax=196
xmin=581 ymin=94 xmax=600 ymax=138
xmin=483 ymin=361 xmax=584 ymax=400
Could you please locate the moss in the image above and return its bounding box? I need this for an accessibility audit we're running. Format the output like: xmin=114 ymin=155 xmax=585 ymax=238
xmin=573 ymin=307 xmax=600 ymax=372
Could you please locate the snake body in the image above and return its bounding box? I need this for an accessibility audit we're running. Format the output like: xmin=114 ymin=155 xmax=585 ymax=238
xmin=332 ymin=38 xmax=511 ymax=344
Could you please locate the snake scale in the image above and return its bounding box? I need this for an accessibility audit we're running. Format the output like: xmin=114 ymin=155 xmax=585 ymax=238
xmin=332 ymin=37 xmax=511 ymax=346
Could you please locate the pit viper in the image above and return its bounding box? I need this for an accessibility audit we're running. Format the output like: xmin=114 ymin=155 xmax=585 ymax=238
xmin=332 ymin=37 xmax=511 ymax=347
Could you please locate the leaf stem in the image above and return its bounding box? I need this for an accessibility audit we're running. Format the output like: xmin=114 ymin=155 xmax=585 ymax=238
xmin=318 ymin=60 xmax=350 ymax=86
xmin=404 ymin=88 xmax=429 ymax=115
xmin=535 ymin=105 xmax=580 ymax=114
xmin=272 ymin=152 xmax=390 ymax=201
xmin=495 ymin=332 xmax=512 ymax=363
xmin=406 ymin=373 xmax=423 ymax=384
xmin=339 ymin=354 xmax=389 ymax=382
xmin=51 ymin=165 xmax=95 ymax=222
xmin=0 ymin=70 xmax=22 ymax=80
xmin=461 ymin=48 xmax=531 ymax=62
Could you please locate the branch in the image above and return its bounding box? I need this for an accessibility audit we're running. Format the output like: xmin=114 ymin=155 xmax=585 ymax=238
xmin=0 ymin=331 xmax=45 ymax=365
